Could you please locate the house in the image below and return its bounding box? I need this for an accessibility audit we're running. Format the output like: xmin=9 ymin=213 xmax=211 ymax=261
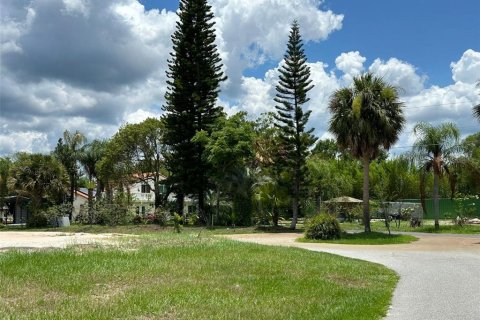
xmin=71 ymin=174 xmax=197 ymax=219
xmin=73 ymin=188 xmax=92 ymax=219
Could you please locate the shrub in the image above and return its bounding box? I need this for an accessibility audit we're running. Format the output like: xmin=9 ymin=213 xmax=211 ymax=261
xmin=305 ymin=213 xmax=342 ymax=240
xmin=26 ymin=213 xmax=49 ymax=228
xmin=132 ymin=214 xmax=143 ymax=224
xmin=154 ymin=208 xmax=171 ymax=226
xmin=173 ymin=213 xmax=183 ymax=233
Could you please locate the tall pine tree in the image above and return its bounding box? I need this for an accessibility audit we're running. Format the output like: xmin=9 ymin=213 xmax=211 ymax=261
xmin=163 ymin=0 xmax=226 ymax=219
xmin=274 ymin=21 xmax=316 ymax=230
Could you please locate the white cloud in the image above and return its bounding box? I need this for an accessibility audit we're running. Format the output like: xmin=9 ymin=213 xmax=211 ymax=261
xmin=123 ymin=109 xmax=160 ymax=124
xmin=0 ymin=131 xmax=50 ymax=155
xmin=369 ymin=58 xmax=426 ymax=96
xmin=211 ymin=0 xmax=343 ymax=96
xmin=451 ymin=49 xmax=480 ymax=84
xmin=335 ymin=51 xmax=366 ymax=82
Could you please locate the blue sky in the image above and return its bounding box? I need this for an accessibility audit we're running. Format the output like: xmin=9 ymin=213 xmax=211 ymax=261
xmin=1 ymin=0 xmax=479 ymax=155
xmin=141 ymin=0 xmax=480 ymax=87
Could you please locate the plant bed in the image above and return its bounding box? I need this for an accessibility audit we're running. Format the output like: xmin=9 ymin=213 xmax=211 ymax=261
xmin=298 ymin=231 xmax=418 ymax=245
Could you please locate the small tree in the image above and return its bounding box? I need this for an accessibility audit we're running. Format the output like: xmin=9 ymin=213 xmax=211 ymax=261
xmin=413 ymin=122 xmax=460 ymax=230
xmin=79 ymin=140 xmax=106 ymax=223
xmin=274 ymin=20 xmax=316 ymax=230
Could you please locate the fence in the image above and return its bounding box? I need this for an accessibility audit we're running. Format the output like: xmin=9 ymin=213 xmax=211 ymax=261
xmin=400 ymin=198 xmax=480 ymax=219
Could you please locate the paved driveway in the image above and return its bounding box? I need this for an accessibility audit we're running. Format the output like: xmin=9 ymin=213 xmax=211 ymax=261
xmin=224 ymin=232 xmax=480 ymax=320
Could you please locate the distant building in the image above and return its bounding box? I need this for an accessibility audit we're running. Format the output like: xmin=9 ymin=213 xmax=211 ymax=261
xmin=3 ymin=196 xmax=30 ymax=224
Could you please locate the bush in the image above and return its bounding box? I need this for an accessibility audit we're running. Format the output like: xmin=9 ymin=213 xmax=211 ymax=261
xmin=305 ymin=213 xmax=342 ymax=240
xmin=154 ymin=208 xmax=171 ymax=226
xmin=27 ymin=213 xmax=49 ymax=228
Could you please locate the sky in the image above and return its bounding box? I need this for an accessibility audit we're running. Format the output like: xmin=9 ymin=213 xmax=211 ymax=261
xmin=1 ymin=0 xmax=479 ymax=156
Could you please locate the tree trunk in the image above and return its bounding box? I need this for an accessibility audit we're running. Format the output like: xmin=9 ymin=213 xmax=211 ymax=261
xmin=176 ymin=193 xmax=184 ymax=216
xmin=433 ymin=172 xmax=440 ymax=230
xmin=69 ymin=174 xmax=75 ymax=221
xmin=88 ymin=187 xmax=93 ymax=224
xmin=272 ymin=206 xmax=279 ymax=227
xmin=315 ymin=194 xmax=321 ymax=213
xmin=362 ymin=156 xmax=371 ymax=233
xmin=155 ymin=190 xmax=161 ymax=209
xmin=216 ymin=185 xmax=220 ymax=225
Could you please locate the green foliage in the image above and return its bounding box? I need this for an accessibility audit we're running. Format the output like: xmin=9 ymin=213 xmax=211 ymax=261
xmin=163 ymin=0 xmax=226 ymax=215
xmin=328 ymin=72 xmax=405 ymax=232
xmin=53 ymin=130 xmax=86 ymax=219
xmin=8 ymin=153 xmax=67 ymax=212
xmin=193 ymin=113 xmax=257 ymax=225
xmin=274 ymin=21 xmax=316 ymax=229
xmin=26 ymin=212 xmax=49 ymax=228
xmin=413 ymin=122 xmax=461 ymax=229
xmin=329 ymin=73 xmax=405 ymax=160
xmin=0 ymin=157 xmax=10 ymax=206
xmin=173 ymin=213 xmax=183 ymax=233
xmin=305 ymin=213 xmax=342 ymax=240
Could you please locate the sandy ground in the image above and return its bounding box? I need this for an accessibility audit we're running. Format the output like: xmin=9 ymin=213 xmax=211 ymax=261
xmin=0 ymin=232 xmax=123 ymax=250
xmin=223 ymin=232 xmax=480 ymax=320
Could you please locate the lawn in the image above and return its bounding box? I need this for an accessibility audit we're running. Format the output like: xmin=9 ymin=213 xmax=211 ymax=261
xmin=298 ymin=231 xmax=418 ymax=245
xmin=0 ymin=232 xmax=398 ymax=320
xmin=340 ymin=219 xmax=480 ymax=234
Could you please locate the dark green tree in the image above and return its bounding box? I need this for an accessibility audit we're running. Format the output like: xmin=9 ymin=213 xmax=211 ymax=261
xmin=274 ymin=20 xmax=316 ymax=230
xmin=163 ymin=0 xmax=226 ymax=219
xmin=8 ymin=153 xmax=67 ymax=215
xmin=193 ymin=112 xmax=256 ymax=226
xmin=329 ymin=73 xmax=405 ymax=232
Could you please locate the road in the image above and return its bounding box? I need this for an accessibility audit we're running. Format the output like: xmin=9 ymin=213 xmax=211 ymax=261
xmin=223 ymin=232 xmax=480 ymax=320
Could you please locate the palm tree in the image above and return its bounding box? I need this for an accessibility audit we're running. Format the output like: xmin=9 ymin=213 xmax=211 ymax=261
xmin=413 ymin=122 xmax=460 ymax=230
xmin=328 ymin=73 xmax=405 ymax=232
xmin=79 ymin=140 xmax=106 ymax=223
xmin=54 ymin=130 xmax=86 ymax=221
xmin=8 ymin=153 xmax=67 ymax=214
xmin=474 ymin=81 xmax=480 ymax=121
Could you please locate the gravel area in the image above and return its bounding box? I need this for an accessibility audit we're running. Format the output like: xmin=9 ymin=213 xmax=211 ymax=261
xmin=223 ymin=232 xmax=480 ymax=320
xmin=0 ymin=232 xmax=122 ymax=250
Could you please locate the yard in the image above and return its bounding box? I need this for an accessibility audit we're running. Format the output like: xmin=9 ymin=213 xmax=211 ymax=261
xmin=0 ymin=231 xmax=397 ymax=320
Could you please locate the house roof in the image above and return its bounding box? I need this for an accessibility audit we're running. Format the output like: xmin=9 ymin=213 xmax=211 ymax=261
xmin=132 ymin=172 xmax=167 ymax=181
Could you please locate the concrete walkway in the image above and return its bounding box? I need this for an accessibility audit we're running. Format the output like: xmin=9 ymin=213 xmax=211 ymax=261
xmin=224 ymin=232 xmax=480 ymax=320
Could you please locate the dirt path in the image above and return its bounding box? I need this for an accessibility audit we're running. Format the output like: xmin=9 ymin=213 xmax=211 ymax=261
xmin=223 ymin=232 xmax=480 ymax=320
xmin=0 ymin=232 xmax=124 ymax=250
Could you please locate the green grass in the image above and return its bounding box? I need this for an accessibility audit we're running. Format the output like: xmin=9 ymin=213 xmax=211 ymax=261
xmin=0 ymin=232 xmax=398 ymax=320
xmin=341 ymin=220 xmax=480 ymax=234
xmin=0 ymin=223 xmax=302 ymax=236
xmin=298 ymin=232 xmax=418 ymax=245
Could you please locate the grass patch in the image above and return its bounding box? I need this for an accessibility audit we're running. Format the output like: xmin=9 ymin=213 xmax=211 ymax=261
xmin=341 ymin=220 xmax=480 ymax=234
xmin=299 ymin=231 xmax=418 ymax=245
xmin=0 ymin=232 xmax=397 ymax=320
